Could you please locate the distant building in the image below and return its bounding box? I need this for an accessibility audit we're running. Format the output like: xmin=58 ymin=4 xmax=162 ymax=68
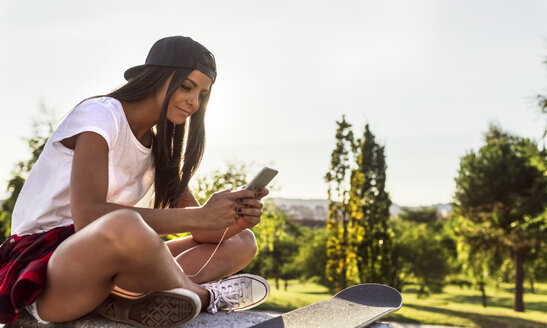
xmin=272 ymin=198 xmax=452 ymax=227
xmin=314 ymin=205 xmax=327 ymax=221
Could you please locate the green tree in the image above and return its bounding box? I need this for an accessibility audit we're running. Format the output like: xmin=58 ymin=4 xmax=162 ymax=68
xmin=453 ymin=125 xmax=547 ymax=312
xmin=293 ymin=227 xmax=331 ymax=289
xmin=390 ymin=207 xmax=457 ymax=294
xmin=350 ymin=124 xmax=393 ymax=285
xmin=459 ymin=239 xmax=503 ymax=306
xmin=250 ymin=201 xmax=287 ymax=255
xmin=0 ymin=105 xmax=55 ymax=241
xmin=450 ymin=211 xmax=509 ymax=307
xmin=267 ymin=238 xmax=300 ymax=290
xmin=244 ymin=204 xmax=304 ymax=290
xmin=324 ymin=115 xmax=358 ymax=291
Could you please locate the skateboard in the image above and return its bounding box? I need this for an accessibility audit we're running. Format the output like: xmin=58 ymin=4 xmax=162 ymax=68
xmin=251 ymin=283 xmax=402 ymax=328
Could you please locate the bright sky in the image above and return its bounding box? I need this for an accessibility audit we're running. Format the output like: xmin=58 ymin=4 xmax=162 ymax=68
xmin=1 ymin=0 xmax=546 ymax=206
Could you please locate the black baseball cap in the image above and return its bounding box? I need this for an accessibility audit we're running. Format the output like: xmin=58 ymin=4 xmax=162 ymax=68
xmin=124 ymin=36 xmax=216 ymax=82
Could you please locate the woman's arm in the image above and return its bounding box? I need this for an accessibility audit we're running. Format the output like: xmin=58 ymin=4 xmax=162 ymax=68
xmin=69 ymin=132 xmax=255 ymax=234
xmin=177 ymin=186 xmax=268 ymax=244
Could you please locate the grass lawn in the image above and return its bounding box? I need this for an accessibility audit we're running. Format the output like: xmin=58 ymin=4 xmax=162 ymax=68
xmin=255 ymin=280 xmax=547 ymax=328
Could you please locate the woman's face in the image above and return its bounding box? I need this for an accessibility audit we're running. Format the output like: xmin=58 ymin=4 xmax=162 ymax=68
xmin=164 ymin=70 xmax=213 ymax=125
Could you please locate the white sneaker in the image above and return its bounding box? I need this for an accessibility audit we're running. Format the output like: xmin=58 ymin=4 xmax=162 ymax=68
xmin=97 ymin=287 xmax=201 ymax=328
xmin=200 ymin=273 xmax=270 ymax=314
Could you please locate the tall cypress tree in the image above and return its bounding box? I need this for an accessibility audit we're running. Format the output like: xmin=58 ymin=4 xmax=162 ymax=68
xmin=324 ymin=116 xmax=357 ymax=291
xmin=350 ymin=124 xmax=393 ymax=284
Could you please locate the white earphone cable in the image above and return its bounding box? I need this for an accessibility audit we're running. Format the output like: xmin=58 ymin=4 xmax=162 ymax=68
xmin=186 ymin=226 xmax=230 ymax=278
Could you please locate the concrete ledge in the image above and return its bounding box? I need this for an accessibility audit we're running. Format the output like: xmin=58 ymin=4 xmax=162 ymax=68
xmin=6 ymin=310 xmax=273 ymax=328
xmin=5 ymin=310 xmax=393 ymax=327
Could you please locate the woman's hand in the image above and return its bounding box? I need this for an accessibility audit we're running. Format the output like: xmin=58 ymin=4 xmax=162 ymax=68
xmin=235 ymin=187 xmax=270 ymax=230
xmin=198 ymin=189 xmax=257 ymax=230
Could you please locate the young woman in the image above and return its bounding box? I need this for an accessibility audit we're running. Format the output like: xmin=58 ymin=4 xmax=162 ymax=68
xmin=0 ymin=36 xmax=270 ymax=328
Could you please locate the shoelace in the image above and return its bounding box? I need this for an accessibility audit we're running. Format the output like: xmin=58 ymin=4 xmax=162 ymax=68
xmin=209 ymin=280 xmax=246 ymax=313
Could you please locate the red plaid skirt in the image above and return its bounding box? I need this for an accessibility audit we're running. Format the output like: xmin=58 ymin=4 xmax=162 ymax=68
xmin=0 ymin=225 xmax=74 ymax=323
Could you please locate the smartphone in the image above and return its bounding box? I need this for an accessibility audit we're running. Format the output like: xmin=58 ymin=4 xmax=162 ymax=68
xmin=245 ymin=167 xmax=278 ymax=193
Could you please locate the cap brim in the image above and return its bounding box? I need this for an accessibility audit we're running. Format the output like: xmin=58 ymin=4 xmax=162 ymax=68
xmin=124 ymin=65 xmax=147 ymax=81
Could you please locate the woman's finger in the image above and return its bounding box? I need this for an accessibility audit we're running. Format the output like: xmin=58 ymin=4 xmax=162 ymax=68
xmin=229 ymin=189 xmax=256 ymax=200
xmin=255 ymin=187 xmax=269 ymax=199
xmin=236 ymin=207 xmax=262 ymax=217
xmin=236 ymin=198 xmax=263 ymax=209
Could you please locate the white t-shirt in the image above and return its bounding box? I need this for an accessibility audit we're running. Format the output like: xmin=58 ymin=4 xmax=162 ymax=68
xmin=11 ymin=97 xmax=155 ymax=235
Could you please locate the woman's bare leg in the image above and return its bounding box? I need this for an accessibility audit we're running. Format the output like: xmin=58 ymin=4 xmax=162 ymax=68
xmin=36 ymin=209 xmax=209 ymax=322
xmin=165 ymin=229 xmax=258 ymax=284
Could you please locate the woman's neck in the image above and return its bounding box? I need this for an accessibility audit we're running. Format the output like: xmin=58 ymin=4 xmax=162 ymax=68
xmin=120 ymin=97 xmax=160 ymax=148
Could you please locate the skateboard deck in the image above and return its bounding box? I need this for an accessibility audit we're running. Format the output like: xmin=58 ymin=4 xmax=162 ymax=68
xmin=251 ymin=283 xmax=402 ymax=328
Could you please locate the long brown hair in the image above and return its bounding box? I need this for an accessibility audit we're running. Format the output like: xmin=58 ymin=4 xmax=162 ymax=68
xmin=107 ymin=53 xmax=216 ymax=209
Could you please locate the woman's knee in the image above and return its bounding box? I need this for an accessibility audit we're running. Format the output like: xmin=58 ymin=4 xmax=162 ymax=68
xmin=235 ymin=229 xmax=258 ymax=261
xmin=93 ymin=209 xmax=161 ymax=253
